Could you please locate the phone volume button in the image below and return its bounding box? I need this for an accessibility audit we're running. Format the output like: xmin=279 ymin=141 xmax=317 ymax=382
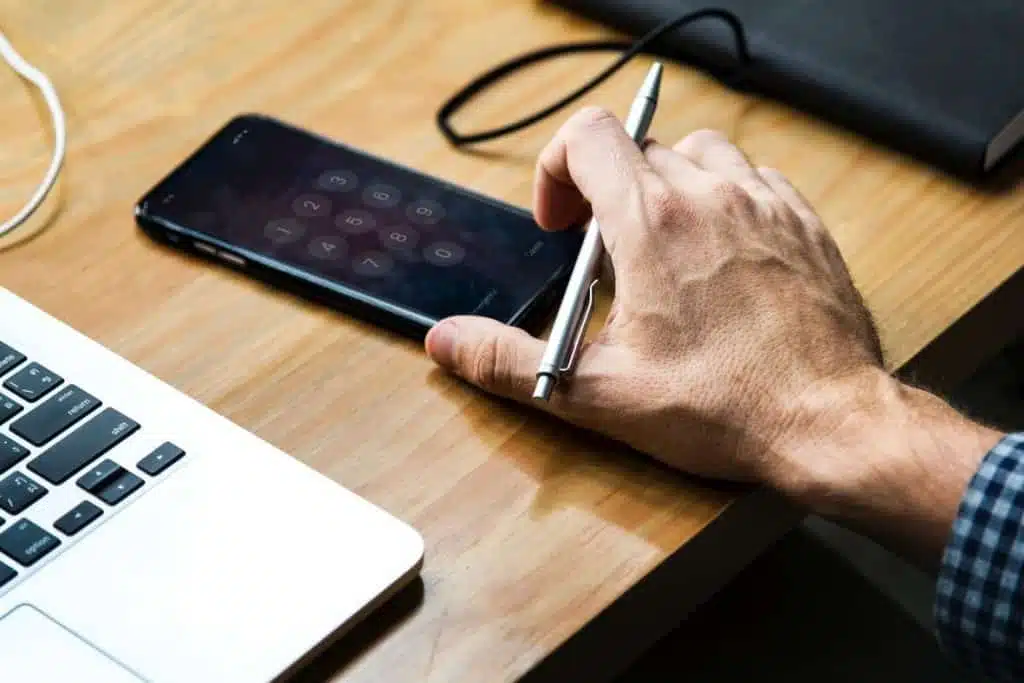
xmin=217 ymin=251 xmax=246 ymax=267
xmin=193 ymin=241 xmax=217 ymax=255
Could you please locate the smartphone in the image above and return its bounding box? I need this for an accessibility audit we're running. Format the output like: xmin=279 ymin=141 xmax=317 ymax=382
xmin=134 ymin=114 xmax=582 ymax=339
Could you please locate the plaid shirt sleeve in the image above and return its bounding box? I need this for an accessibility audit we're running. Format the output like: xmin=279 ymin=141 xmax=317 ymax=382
xmin=935 ymin=432 xmax=1024 ymax=681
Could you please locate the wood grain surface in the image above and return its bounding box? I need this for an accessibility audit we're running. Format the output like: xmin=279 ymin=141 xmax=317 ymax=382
xmin=0 ymin=1 xmax=1021 ymax=681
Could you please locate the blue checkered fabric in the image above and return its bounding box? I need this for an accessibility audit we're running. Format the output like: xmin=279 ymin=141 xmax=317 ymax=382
xmin=935 ymin=432 xmax=1024 ymax=681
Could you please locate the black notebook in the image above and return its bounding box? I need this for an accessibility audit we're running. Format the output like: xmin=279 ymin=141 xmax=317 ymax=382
xmin=548 ymin=0 xmax=1024 ymax=179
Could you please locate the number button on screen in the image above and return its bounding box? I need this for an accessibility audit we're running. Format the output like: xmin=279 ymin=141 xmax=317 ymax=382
xmin=423 ymin=241 xmax=466 ymax=266
xmin=406 ymin=200 xmax=445 ymax=225
xmin=308 ymin=236 xmax=347 ymax=260
xmin=264 ymin=218 xmax=306 ymax=244
xmin=336 ymin=210 xmax=376 ymax=235
xmin=292 ymin=193 xmax=332 ymax=218
xmin=352 ymin=252 xmax=395 ymax=277
xmin=362 ymin=184 xmax=401 ymax=209
xmin=316 ymin=170 xmax=358 ymax=193
xmin=379 ymin=225 xmax=420 ymax=250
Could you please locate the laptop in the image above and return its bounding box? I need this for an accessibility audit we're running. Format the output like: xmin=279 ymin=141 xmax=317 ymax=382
xmin=0 ymin=287 xmax=424 ymax=682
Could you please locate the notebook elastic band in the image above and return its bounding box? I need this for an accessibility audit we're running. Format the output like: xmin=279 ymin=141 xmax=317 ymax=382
xmin=436 ymin=7 xmax=752 ymax=147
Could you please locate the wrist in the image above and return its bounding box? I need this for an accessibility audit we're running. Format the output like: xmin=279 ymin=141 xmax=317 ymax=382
xmin=770 ymin=368 xmax=1004 ymax=567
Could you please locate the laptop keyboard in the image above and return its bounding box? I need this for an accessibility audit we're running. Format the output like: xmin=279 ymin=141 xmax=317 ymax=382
xmin=0 ymin=340 xmax=185 ymax=589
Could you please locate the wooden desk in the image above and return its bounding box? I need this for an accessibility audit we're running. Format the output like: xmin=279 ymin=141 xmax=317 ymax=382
xmin=1 ymin=1 xmax=1021 ymax=681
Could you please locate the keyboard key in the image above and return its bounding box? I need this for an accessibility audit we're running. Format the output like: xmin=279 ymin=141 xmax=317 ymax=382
xmin=0 ymin=343 xmax=25 ymax=376
xmin=10 ymin=385 xmax=100 ymax=446
xmin=0 ymin=473 xmax=47 ymax=515
xmin=97 ymin=471 xmax=144 ymax=505
xmin=137 ymin=442 xmax=185 ymax=476
xmin=54 ymin=501 xmax=103 ymax=536
xmin=0 ymin=559 xmax=15 ymax=588
xmin=76 ymin=459 xmax=123 ymax=493
xmin=0 ymin=394 xmax=22 ymax=426
xmin=0 ymin=519 xmax=59 ymax=567
xmin=0 ymin=436 xmax=28 ymax=475
xmin=3 ymin=362 xmax=62 ymax=402
xmin=27 ymin=408 xmax=139 ymax=484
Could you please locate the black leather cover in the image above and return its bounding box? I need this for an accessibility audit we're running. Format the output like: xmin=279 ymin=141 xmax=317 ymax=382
xmin=548 ymin=0 xmax=1024 ymax=178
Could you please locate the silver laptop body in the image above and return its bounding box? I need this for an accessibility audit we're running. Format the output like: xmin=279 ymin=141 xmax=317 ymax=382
xmin=0 ymin=287 xmax=423 ymax=682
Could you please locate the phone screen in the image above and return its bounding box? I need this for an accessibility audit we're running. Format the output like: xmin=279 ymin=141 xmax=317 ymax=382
xmin=137 ymin=115 xmax=581 ymax=326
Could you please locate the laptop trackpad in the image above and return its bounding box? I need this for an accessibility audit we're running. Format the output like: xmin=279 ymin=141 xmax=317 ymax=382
xmin=0 ymin=604 xmax=144 ymax=683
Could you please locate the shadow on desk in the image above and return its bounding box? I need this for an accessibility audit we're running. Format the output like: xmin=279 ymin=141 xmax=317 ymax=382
xmin=290 ymin=578 xmax=425 ymax=683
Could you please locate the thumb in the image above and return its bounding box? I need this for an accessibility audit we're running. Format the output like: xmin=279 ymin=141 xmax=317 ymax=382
xmin=425 ymin=316 xmax=544 ymax=402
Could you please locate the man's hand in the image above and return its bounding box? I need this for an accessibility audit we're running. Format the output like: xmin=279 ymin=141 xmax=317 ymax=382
xmin=424 ymin=107 xmax=1002 ymax=564
xmin=426 ymin=107 xmax=883 ymax=484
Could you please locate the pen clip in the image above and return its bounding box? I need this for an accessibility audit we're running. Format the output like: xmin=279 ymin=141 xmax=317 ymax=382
xmin=559 ymin=279 xmax=598 ymax=373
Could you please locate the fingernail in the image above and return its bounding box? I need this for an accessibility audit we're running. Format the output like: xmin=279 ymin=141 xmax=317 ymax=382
xmin=426 ymin=320 xmax=457 ymax=369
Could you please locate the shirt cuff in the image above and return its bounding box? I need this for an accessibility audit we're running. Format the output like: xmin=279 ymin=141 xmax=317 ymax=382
xmin=935 ymin=432 xmax=1024 ymax=681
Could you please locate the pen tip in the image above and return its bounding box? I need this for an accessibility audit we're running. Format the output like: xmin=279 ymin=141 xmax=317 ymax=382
xmin=643 ymin=62 xmax=663 ymax=99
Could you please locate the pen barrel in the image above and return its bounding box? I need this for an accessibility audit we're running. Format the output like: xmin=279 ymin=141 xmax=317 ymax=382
xmin=536 ymin=219 xmax=604 ymax=376
xmin=534 ymin=62 xmax=661 ymax=391
xmin=624 ymin=95 xmax=656 ymax=143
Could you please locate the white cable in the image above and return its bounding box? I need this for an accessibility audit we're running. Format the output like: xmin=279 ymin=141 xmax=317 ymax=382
xmin=0 ymin=29 xmax=66 ymax=238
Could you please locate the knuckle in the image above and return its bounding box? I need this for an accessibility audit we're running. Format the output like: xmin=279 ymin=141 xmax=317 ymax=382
xmin=712 ymin=179 xmax=753 ymax=208
xmin=761 ymin=194 xmax=800 ymax=225
xmin=819 ymin=233 xmax=841 ymax=258
xmin=645 ymin=179 xmax=688 ymax=228
xmin=570 ymin=106 xmax=618 ymax=134
xmin=675 ymin=128 xmax=729 ymax=152
xmin=814 ymin=223 xmax=840 ymax=251
xmin=799 ymin=209 xmax=828 ymax=236
xmin=471 ymin=335 xmax=513 ymax=392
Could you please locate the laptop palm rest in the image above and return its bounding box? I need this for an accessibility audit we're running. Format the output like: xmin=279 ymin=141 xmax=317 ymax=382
xmin=0 ymin=604 xmax=145 ymax=682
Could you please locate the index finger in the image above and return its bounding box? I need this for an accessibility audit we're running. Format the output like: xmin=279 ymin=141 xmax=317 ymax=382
xmin=533 ymin=106 xmax=654 ymax=247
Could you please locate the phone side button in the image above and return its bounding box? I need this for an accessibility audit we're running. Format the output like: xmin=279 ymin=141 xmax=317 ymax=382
xmin=193 ymin=241 xmax=218 ymax=256
xmin=218 ymin=251 xmax=246 ymax=267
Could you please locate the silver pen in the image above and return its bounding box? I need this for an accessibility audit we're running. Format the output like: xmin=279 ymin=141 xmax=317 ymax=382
xmin=533 ymin=62 xmax=663 ymax=401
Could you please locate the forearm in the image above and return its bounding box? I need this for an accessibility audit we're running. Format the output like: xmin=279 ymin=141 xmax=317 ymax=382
xmin=774 ymin=368 xmax=1005 ymax=569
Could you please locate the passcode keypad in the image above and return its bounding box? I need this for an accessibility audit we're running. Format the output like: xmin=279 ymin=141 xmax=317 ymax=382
xmin=262 ymin=167 xmax=471 ymax=281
